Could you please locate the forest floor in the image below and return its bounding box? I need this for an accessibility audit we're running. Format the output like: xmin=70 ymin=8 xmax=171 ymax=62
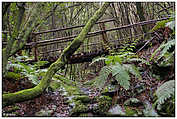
xmin=2 ymin=40 xmax=174 ymax=117
xmin=3 ymin=78 xmax=70 ymax=117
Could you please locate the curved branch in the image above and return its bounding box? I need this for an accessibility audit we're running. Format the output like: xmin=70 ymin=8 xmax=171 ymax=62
xmin=3 ymin=2 xmax=110 ymax=107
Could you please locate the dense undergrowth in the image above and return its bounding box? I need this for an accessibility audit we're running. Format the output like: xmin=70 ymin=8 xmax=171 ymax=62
xmin=2 ymin=16 xmax=175 ymax=117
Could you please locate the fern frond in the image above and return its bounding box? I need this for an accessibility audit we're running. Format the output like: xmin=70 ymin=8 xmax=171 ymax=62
xmin=157 ymin=39 xmax=175 ymax=61
xmin=95 ymin=66 xmax=112 ymax=90
xmin=115 ymin=68 xmax=130 ymax=90
xmin=15 ymin=55 xmax=30 ymax=62
xmin=19 ymin=63 xmax=34 ymax=73
xmin=123 ymin=64 xmax=141 ymax=79
xmin=112 ymin=63 xmax=130 ymax=90
xmin=151 ymin=39 xmax=175 ymax=61
xmin=89 ymin=57 xmax=108 ymax=66
xmin=7 ymin=63 xmax=24 ymax=71
xmin=25 ymin=73 xmax=39 ymax=85
xmin=155 ymin=80 xmax=175 ymax=108
xmin=159 ymin=51 xmax=174 ymax=67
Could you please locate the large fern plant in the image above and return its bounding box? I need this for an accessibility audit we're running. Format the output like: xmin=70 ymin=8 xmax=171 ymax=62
xmin=91 ymin=54 xmax=141 ymax=91
xmin=154 ymin=80 xmax=175 ymax=112
xmin=6 ymin=55 xmax=49 ymax=85
xmin=150 ymin=17 xmax=175 ymax=67
xmin=150 ymin=39 xmax=175 ymax=66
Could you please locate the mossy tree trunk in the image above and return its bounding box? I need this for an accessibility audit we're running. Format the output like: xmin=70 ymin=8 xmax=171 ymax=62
xmin=3 ymin=2 xmax=110 ymax=107
xmin=2 ymin=3 xmax=41 ymax=76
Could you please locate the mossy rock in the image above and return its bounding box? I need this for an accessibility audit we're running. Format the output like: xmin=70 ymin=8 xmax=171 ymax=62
xmin=107 ymin=104 xmax=126 ymax=116
xmin=50 ymin=76 xmax=82 ymax=95
xmin=5 ymin=72 xmax=22 ymax=80
xmin=73 ymin=95 xmax=91 ymax=103
xmin=71 ymin=101 xmax=89 ymax=116
xmin=125 ymin=106 xmax=138 ymax=116
xmin=124 ymin=98 xmax=144 ymax=107
xmin=93 ymin=96 xmax=112 ymax=115
xmin=63 ymin=84 xmax=82 ymax=96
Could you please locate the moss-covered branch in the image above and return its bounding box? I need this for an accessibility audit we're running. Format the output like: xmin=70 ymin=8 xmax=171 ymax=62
xmin=2 ymin=2 xmax=110 ymax=107
xmin=2 ymin=3 xmax=40 ymax=76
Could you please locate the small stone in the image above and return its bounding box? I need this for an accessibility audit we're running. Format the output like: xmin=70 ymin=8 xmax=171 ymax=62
xmin=108 ymin=104 xmax=126 ymax=116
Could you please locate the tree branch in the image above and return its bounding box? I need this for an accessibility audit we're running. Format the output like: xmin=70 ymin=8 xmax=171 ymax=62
xmin=3 ymin=2 xmax=110 ymax=107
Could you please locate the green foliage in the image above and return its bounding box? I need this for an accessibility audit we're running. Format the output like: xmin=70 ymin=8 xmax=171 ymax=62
xmin=89 ymin=57 xmax=108 ymax=66
xmin=150 ymin=17 xmax=175 ymax=67
xmin=151 ymin=18 xmax=173 ymax=32
xmin=105 ymin=55 xmax=123 ymax=64
xmin=154 ymin=80 xmax=175 ymax=110
xmin=18 ymin=63 xmax=39 ymax=85
xmin=7 ymin=63 xmax=25 ymax=73
xmin=95 ymin=66 xmax=112 ymax=89
xmin=5 ymin=72 xmax=22 ymax=80
xmin=150 ymin=39 xmax=175 ymax=62
xmin=124 ymin=106 xmax=138 ymax=116
xmin=6 ymin=56 xmax=49 ymax=85
xmin=34 ymin=61 xmax=49 ymax=69
xmin=157 ymin=39 xmax=175 ymax=60
xmin=93 ymin=55 xmax=141 ymax=91
xmin=112 ymin=63 xmax=130 ymax=90
xmin=123 ymin=64 xmax=141 ymax=79
xmin=93 ymin=96 xmax=112 ymax=114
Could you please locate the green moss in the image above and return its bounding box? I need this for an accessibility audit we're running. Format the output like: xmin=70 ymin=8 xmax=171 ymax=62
xmin=125 ymin=106 xmax=138 ymax=116
xmin=71 ymin=101 xmax=89 ymax=116
xmin=63 ymin=84 xmax=81 ymax=96
xmin=3 ymin=86 xmax=43 ymax=107
xmin=35 ymin=61 xmax=49 ymax=68
xmin=5 ymin=72 xmax=22 ymax=80
xmin=50 ymin=75 xmax=82 ymax=96
xmin=73 ymin=96 xmax=91 ymax=103
xmin=93 ymin=96 xmax=112 ymax=115
xmin=49 ymin=80 xmax=61 ymax=91
xmin=53 ymin=74 xmax=78 ymax=86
